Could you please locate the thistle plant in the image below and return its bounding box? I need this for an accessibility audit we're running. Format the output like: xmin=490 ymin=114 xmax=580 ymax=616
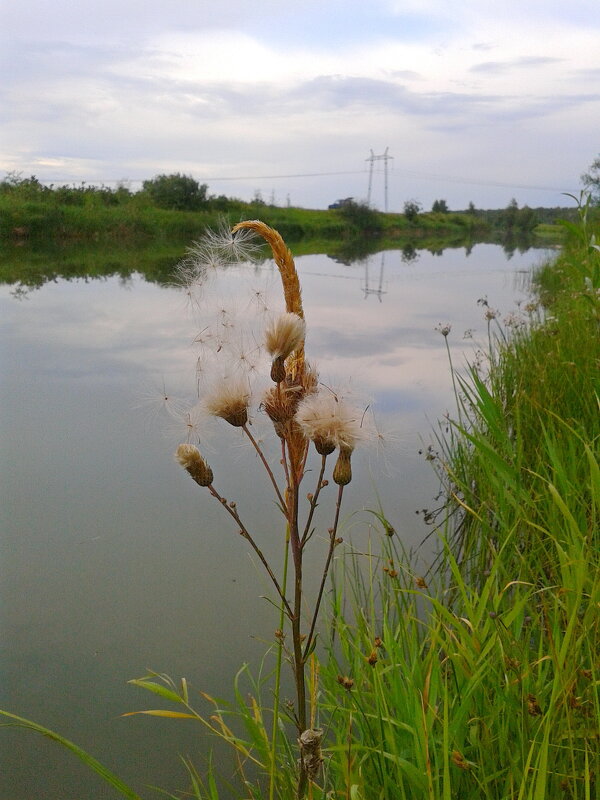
xmin=172 ymin=220 xmax=369 ymax=798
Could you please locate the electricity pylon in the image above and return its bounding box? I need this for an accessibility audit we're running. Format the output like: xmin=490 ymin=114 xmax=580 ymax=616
xmin=366 ymin=147 xmax=393 ymax=211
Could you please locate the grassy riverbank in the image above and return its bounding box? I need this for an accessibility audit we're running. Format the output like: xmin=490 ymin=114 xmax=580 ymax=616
xmin=0 ymin=191 xmax=485 ymax=244
xmin=1 ymin=173 xmax=567 ymax=248
xmin=317 ymin=205 xmax=599 ymax=799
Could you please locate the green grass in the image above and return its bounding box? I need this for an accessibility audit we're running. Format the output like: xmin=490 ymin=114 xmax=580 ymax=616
xmin=317 ymin=205 xmax=600 ymax=799
xmin=0 ymin=188 xmax=490 ymax=246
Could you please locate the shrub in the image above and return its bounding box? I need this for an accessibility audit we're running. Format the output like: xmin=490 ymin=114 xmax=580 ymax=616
xmin=403 ymin=199 xmax=422 ymax=222
xmin=142 ymin=173 xmax=208 ymax=211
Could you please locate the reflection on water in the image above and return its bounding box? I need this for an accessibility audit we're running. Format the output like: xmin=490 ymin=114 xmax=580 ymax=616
xmin=0 ymin=243 xmax=552 ymax=799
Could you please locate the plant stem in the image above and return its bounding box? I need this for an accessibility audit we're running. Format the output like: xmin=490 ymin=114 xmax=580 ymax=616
xmin=286 ymin=477 xmax=309 ymax=798
xmin=303 ymin=484 xmax=345 ymax=661
xmin=269 ymin=521 xmax=291 ymax=800
xmin=242 ymin=423 xmax=288 ymax=515
xmin=207 ymin=485 xmax=292 ymax=619
xmin=300 ymin=454 xmax=328 ymax=547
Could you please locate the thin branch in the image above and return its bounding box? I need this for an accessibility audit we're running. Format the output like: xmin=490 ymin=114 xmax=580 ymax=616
xmin=280 ymin=436 xmax=291 ymax=487
xmin=300 ymin=454 xmax=328 ymax=548
xmin=207 ymin=485 xmax=293 ymax=619
xmin=242 ymin=423 xmax=288 ymax=516
xmin=302 ymin=484 xmax=345 ymax=662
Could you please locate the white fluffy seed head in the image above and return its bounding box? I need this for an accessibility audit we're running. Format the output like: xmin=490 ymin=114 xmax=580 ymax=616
xmin=203 ymin=376 xmax=251 ymax=427
xmin=295 ymin=390 xmax=366 ymax=453
xmin=264 ymin=312 xmax=306 ymax=360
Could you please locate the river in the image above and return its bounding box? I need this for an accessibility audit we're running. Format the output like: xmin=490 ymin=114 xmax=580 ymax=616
xmin=0 ymin=240 xmax=550 ymax=799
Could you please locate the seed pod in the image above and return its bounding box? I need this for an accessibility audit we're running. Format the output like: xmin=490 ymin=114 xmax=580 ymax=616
xmin=270 ymin=355 xmax=286 ymax=384
xmin=313 ymin=436 xmax=336 ymax=456
xmin=223 ymin=407 xmax=248 ymax=427
xmin=333 ymin=446 xmax=353 ymax=485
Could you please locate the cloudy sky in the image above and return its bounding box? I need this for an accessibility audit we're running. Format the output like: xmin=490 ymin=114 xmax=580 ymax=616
xmin=2 ymin=0 xmax=599 ymax=211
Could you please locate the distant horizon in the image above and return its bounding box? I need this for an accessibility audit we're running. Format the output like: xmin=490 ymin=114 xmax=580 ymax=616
xmin=3 ymin=169 xmax=581 ymax=214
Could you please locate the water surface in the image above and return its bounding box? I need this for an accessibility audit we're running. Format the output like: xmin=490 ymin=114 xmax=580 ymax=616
xmin=0 ymin=243 xmax=548 ymax=798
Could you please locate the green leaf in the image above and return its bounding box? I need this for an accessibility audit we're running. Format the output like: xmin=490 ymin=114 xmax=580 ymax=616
xmin=122 ymin=710 xmax=198 ymax=719
xmin=0 ymin=710 xmax=143 ymax=799
xmin=127 ymin=678 xmax=183 ymax=705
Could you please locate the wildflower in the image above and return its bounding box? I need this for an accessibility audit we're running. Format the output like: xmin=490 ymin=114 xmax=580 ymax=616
xmin=366 ymin=649 xmax=378 ymax=666
xmin=203 ymin=376 xmax=250 ymax=427
xmin=264 ymin=312 xmax=305 ymax=383
xmin=504 ymin=312 xmax=526 ymax=328
xmin=175 ymin=444 xmax=214 ymax=487
xmin=336 ymin=675 xmax=354 ymax=691
xmin=435 ymin=323 xmax=451 ymax=337
xmin=295 ymin=389 xmax=366 ymax=457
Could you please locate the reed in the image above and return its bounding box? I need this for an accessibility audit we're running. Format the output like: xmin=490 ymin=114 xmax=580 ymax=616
xmin=317 ymin=196 xmax=599 ymax=799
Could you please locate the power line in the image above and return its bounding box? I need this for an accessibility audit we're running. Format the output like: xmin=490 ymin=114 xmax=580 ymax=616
xmin=32 ymin=167 xmax=567 ymax=194
xmin=37 ymin=169 xmax=368 ymax=185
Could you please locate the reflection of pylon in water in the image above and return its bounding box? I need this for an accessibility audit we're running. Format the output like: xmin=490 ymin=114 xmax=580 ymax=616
xmin=366 ymin=147 xmax=393 ymax=211
xmin=362 ymin=252 xmax=387 ymax=301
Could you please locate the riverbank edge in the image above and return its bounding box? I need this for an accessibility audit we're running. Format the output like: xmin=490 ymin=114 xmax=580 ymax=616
xmin=315 ymin=210 xmax=600 ymax=797
xmin=1 ymin=196 xmax=561 ymax=246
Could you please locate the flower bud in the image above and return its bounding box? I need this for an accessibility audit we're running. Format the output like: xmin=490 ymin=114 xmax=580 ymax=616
xmin=333 ymin=446 xmax=353 ymax=486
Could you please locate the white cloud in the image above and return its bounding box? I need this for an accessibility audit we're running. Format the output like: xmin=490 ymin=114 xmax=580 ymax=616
xmin=1 ymin=0 xmax=598 ymax=209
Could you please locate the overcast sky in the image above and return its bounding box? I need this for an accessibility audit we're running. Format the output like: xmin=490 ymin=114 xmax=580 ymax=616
xmin=1 ymin=0 xmax=599 ymax=211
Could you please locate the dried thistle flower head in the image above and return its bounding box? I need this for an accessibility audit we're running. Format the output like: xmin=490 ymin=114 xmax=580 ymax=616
xmin=295 ymin=390 xmax=366 ymax=456
xmin=262 ymin=383 xmax=301 ymax=434
xmin=175 ymin=444 xmax=214 ymax=487
xmin=203 ymin=376 xmax=250 ymax=427
xmin=265 ymin=312 xmax=305 ymax=382
xmin=262 ymin=365 xmax=318 ymax=440
xmin=265 ymin=312 xmax=305 ymax=359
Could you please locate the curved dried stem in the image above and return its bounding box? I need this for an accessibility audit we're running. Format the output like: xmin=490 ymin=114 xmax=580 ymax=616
xmin=232 ymin=220 xmax=305 ymax=379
